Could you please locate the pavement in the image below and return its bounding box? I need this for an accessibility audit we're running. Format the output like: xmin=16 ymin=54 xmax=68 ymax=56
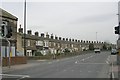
xmin=1 ymin=51 xmax=117 ymax=79
xmin=2 ymin=60 xmax=48 ymax=73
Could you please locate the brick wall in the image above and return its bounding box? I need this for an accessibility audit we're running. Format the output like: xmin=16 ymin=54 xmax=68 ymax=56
xmin=2 ymin=56 xmax=27 ymax=66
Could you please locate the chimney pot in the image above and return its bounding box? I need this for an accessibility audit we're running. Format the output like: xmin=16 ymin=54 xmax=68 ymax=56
xmin=27 ymin=30 xmax=32 ymax=35
xmin=41 ymin=33 xmax=44 ymax=37
xmin=35 ymin=32 xmax=39 ymax=36
xmin=46 ymin=32 xmax=49 ymax=38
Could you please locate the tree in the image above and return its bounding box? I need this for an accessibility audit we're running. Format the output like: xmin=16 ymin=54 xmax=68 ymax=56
xmin=35 ymin=52 xmax=43 ymax=56
xmin=89 ymin=43 xmax=94 ymax=50
xmin=103 ymin=44 xmax=107 ymax=50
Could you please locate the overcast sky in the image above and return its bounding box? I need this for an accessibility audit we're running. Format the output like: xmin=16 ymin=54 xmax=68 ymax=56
xmin=1 ymin=0 xmax=120 ymax=44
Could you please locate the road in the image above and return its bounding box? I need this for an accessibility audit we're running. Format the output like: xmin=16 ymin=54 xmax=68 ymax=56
xmin=2 ymin=51 xmax=114 ymax=79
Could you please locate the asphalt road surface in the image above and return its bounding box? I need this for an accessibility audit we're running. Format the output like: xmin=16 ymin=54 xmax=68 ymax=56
xmin=2 ymin=51 xmax=113 ymax=79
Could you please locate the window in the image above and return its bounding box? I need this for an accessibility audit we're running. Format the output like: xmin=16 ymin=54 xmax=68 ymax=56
xmin=44 ymin=40 xmax=49 ymax=47
xmin=28 ymin=40 xmax=30 ymax=46
xmin=36 ymin=41 xmax=43 ymax=46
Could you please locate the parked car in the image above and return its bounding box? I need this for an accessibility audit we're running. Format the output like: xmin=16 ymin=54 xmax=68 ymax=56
xmin=111 ymin=49 xmax=118 ymax=55
xmin=94 ymin=48 xmax=101 ymax=53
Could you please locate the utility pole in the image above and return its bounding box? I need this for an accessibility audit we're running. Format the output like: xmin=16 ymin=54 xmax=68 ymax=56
xmin=24 ymin=0 xmax=26 ymax=56
xmin=96 ymin=32 xmax=98 ymax=41
xmin=117 ymin=1 xmax=120 ymax=54
xmin=117 ymin=3 xmax=120 ymax=79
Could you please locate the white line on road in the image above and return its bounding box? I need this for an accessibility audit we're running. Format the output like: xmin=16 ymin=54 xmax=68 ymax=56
xmin=37 ymin=60 xmax=47 ymax=62
xmin=76 ymin=63 xmax=107 ymax=64
xmin=81 ymin=59 xmax=85 ymax=61
xmin=80 ymin=55 xmax=94 ymax=62
xmin=105 ymin=61 xmax=109 ymax=64
xmin=63 ymin=70 xmax=67 ymax=72
xmin=48 ymin=62 xmax=52 ymax=64
xmin=57 ymin=59 xmax=60 ymax=61
xmin=88 ymin=71 xmax=91 ymax=73
xmin=75 ymin=61 xmax=78 ymax=64
xmin=0 ymin=74 xmax=30 ymax=78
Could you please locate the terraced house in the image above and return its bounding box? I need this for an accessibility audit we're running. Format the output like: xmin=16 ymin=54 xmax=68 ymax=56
xmin=0 ymin=8 xmax=27 ymax=66
xmin=17 ymin=26 xmax=114 ymax=57
xmin=0 ymin=8 xmax=18 ymax=57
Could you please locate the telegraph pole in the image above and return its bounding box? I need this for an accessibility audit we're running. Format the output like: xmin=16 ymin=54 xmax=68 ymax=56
xmin=24 ymin=0 xmax=26 ymax=56
xmin=117 ymin=3 xmax=120 ymax=80
xmin=117 ymin=1 xmax=120 ymax=54
xmin=96 ymin=32 xmax=98 ymax=41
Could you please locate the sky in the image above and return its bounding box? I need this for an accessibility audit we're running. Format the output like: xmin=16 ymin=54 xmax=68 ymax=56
xmin=0 ymin=0 xmax=120 ymax=44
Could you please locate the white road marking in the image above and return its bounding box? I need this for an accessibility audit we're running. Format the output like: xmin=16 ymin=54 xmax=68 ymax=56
xmin=76 ymin=63 xmax=107 ymax=64
xmin=57 ymin=59 xmax=60 ymax=61
xmin=63 ymin=70 xmax=67 ymax=72
xmin=107 ymin=56 xmax=110 ymax=62
xmin=48 ymin=62 xmax=52 ymax=64
xmin=88 ymin=71 xmax=91 ymax=73
xmin=37 ymin=60 xmax=47 ymax=61
xmin=75 ymin=61 xmax=78 ymax=64
xmin=76 ymin=56 xmax=79 ymax=58
xmin=106 ymin=61 xmax=109 ymax=64
xmin=111 ymin=59 xmax=115 ymax=79
xmin=0 ymin=74 xmax=30 ymax=78
xmin=81 ymin=59 xmax=85 ymax=61
xmin=90 ymin=56 xmax=93 ymax=58
xmin=80 ymin=55 xmax=94 ymax=62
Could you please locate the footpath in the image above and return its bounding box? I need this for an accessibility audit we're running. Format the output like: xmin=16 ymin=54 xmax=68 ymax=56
xmin=2 ymin=60 xmax=47 ymax=73
xmin=110 ymin=55 xmax=120 ymax=79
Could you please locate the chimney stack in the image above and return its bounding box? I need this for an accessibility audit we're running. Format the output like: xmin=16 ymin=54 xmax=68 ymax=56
xmin=35 ymin=32 xmax=39 ymax=36
xmin=46 ymin=32 xmax=49 ymax=38
xmin=41 ymin=33 xmax=44 ymax=37
xmin=63 ymin=38 xmax=65 ymax=41
xmin=75 ymin=39 xmax=77 ymax=42
xmin=59 ymin=37 xmax=61 ymax=40
xmin=27 ymin=30 xmax=32 ymax=35
xmin=55 ymin=35 xmax=58 ymax=40
xmin=51 ymin=34 xmax=54 ymax=39
xmin=66 ymin=38 xmax=68 ymax=41
xmin=72 ymin=39 xmax=74 ymax=42
xmin=18 ymin=24 xmax=23 ymax=33
xmin=69 ymin=38 xmax=71 ymax=41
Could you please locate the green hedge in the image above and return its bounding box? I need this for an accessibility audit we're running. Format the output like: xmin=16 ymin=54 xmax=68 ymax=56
xmin=35 ymin=52 xmax=43 ymax=56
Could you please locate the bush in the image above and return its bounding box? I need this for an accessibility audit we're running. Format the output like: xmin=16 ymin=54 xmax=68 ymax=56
xmin=55 ymin=53 xmax=61 ymax=56
xmin=35 ymin=52 xmax=43 ymax=56
xmin=64 ymin=48 xmax=70 ymax=53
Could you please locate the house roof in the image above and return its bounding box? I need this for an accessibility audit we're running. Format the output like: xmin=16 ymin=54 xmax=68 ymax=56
xmin=0 ymin=8 xmax=18 ymax=21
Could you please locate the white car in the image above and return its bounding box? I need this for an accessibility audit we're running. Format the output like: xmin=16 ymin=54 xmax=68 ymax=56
xmin=111 ymin=49 xmax=117 ymax=55
xmin=94 ymin=48 xmax=101 ymax=53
